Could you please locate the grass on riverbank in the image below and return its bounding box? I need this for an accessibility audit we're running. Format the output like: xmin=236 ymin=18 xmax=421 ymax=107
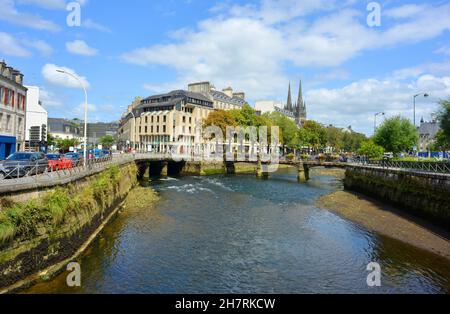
xmin=0 ymin=165 xmax=128 ymax=248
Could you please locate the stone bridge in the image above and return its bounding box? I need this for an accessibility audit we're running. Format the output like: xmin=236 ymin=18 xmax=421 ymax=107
xmin=132 ymin=153 xmax=347 ymax=183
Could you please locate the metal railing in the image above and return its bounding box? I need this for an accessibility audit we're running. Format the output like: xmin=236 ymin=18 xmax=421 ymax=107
xmin=0 ymin=154 xmax=135 ymax=189
xmin=349 ymin=159 xmax=450 ymax=174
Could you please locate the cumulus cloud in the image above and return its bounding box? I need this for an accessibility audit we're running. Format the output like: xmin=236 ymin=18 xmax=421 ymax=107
xmin=0 ymin=32 xmax=31 ymax=57
xmin=122 ymin=1 xmax=450 ymax=101
xmin=66 ymin=40 xmax=98 ymax=56
xmin=42 ymin=63 xmax=90 ymax=89
xmin=307 ymin=74 xmax=450 ymax=135
xmin=16 ymin=0 xmax=67 ymax=9
xmin=0 ymin=0 xmax=60 ymax=32
xmin=39 ymin=87 xmax=63 ymax=108
xmin=24 ymin=39 xmax=53 ymax=56
xmin=82 ymin=19 xmax=111 ymax=33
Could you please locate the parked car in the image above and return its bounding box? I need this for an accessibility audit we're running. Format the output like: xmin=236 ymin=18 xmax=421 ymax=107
xmin=0 ymin=152 xmax=48 ymax=179
xmin=47 ymin=154 xmax=74 ymax=171
xmin=64 ymin=152 xmax=83 ymax=166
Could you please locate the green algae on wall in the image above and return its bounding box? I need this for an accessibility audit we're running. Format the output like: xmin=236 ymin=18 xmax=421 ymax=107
xmin=0 ymin=163 xmax=138 ymax=292
xmin=344 ymin=166 xmax=450 ymax=230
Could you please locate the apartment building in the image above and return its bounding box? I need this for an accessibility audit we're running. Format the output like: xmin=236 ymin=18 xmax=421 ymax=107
xmin=119 ymin=90 xmax=214 ymax=153
xmin=25 ymin=86 xmax=48 ymax=149
xmin=0 ymin=60 xmax=27 ymax=159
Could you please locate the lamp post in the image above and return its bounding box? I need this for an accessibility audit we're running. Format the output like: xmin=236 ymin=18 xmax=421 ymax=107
xmin=374 ymin=112 xmax=385 ymax=134
xmin=413 ymin=93 xmax=429 ymax=127
xmin=56 ymin=69 xmax=88 ymax=167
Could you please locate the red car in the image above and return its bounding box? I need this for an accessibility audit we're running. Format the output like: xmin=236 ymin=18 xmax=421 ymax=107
xmin=47 ymin=154 xmax=74 ymax=171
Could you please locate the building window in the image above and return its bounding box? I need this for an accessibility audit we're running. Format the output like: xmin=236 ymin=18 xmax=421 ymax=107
xmin=151 ymin=116 xmax=154 ymax=123
xmin=145 ymin=126 xmax=148 ymax=133
xmin=157 ymin=116 xmax=160 ymax=123
xmin=163 ymin=126 xmax=166 ymax=133
xmin=157 ymin=126 xmax=159 ymax=133
xmin=182 ymin=116 xmax=186 ymax=123
xmin=163 ymin=115 xmax=167 ymax=123
xmin=145 ymin=116 xmax=148 ymax=123
xmin=151 ymin=126 xmax=153 ymax=133
xmin=6 ymin=115 xmax=11 ymax=131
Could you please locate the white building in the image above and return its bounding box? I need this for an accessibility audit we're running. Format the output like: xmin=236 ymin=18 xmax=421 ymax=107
xmin=254 ymin=100 xmax=296 ymax=119
xmin=25 ymin=86 xmax=48 ymax=148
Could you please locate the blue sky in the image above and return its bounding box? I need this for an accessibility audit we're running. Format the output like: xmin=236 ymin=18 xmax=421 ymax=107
xmin=1 ymin=0 xmax=450 ymax=135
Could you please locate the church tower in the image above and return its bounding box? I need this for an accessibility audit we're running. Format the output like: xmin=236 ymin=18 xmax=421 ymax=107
xmin=286 ymin=83 xmax=293 ymax=112
xmin=295 ymin=80 xmax=307 ymax=126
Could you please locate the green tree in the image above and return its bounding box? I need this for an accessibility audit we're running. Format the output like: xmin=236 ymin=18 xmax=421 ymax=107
xmin=265 ymin=112 xmax=299 ymax=148
xmin=56 ymin=138 xmax=80 ymax=153
xmin=342 ymin=131 xmax=367 ymax=152
xmin=374 ymin=116 xmax=419 ymax=155
xmin=358 ymin=140 xmax=385 ymax=159
xmin=436 ymin=100 xmax=450 ymax=144
xmin=325 ymin=126 xmax=344 ymax=152
xmin=47 ymin=133 xmax=56 ymax=146
xmin=298 ymin=120 xmax=327 ymax=150
xmin=99 ymin=135 xmax=115 ymax=149
xmin=203 ymin=110 xmax=238 ymax=136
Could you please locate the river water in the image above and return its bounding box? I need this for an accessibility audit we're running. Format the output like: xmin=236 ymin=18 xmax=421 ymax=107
xmin=26 ymin=168 xmax=450 ymax=294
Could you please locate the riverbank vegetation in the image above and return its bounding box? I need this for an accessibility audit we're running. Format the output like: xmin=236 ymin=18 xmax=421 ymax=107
xmin=0 ymin=165 xmax=136 ymax=248
xmin=204 ymin=104 xmax=367 ymax=153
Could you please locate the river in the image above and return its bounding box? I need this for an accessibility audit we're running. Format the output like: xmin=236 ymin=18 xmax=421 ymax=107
xmin=25 ymin=168 xmax=450 ymax=294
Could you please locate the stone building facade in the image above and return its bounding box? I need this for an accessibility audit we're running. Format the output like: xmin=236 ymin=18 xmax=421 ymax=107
xmin=119 ymin=90 xmax=214 ymax=153
xmin=188 ymin=81 xmax=246 ymax=110
xmin=0 ymin=61 xmax=27 ymax=159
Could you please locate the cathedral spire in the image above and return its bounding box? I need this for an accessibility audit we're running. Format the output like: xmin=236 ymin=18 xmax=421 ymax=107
xmin=286 ymin=82 xmax=293 ymax=111
xmin=297 ymin=80 xmax=303 ymax=107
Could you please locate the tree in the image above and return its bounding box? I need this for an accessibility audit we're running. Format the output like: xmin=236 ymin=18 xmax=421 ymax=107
xmin=265 ymin=112 xmax=299 ymax=148
xmin=325 ymin=126 xmax=344 ymax=152
xmin=436 ymin=100 xmax=450 ymax=145
xmin=47 ymin=133 xmax=56 ymax=147
xmin=99 ymin=135 xmax=115 ymax=149
xmin=359 ymin=140 xmax=384 ymax=159
xmin=203 ymin=109 xmax=238 ymax=136
xmin=374 ymin=116 xmax=419 ymax=155
xmin=298 ymin=120 xmax=327 ymax=150
xmin=342 ymin=131 xmax=367 ymax=153
xmin=56 ymin=138 xmax=80 ymax=153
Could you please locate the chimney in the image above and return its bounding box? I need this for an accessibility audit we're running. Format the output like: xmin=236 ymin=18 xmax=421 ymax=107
xmin=222 ymin=87 xmax=233 ymax=98
xmin=0 ymin=60 xmax=5 ymax=76
xmin=233 ymin=92 xmax=245 ymax=100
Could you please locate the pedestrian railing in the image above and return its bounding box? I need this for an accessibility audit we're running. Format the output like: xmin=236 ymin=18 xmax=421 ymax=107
xmin=350 ymin=159 xmax=450 ymax=174
xmin=0 ymin=155 xmax=135 ymax=189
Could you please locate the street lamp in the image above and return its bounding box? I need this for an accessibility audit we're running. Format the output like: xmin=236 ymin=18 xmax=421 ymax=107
xmin=374 ymin=112 xmax=385 ymax=134
xmin=413 ymin=93 xmax=429 ymax=127
xmin=56 ymin=69 xmax=88 ymax=167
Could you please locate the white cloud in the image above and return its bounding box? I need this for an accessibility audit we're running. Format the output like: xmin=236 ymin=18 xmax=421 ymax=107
xmin=307 ymin=74 xmax=450 ymax=135
xmin=66 ymin=40 xmax=98 ymax=56
xmin=435 ymin=45 xmax=450 ymax=56
xmin=42 ymin=63 xmax=90 ymax=89
xmin=73 ymin=102 xmax=97 ymax=118
xmin=0 ymin=32 xmax=31 ymax=57
xmin=82 ymin=19 xmax=111 ymax=33
xmin=0 ymin=0 xmax=60 ymax=32
xmin=16 ymin=0 xmax=66 ymax=9
xmin=384 ymin=4 xmax=427 ymax=19
xmin=122 ymin=1 xmax=450 ymax=101
xmin=24 ymin=39 xmax=53 ymax=57
xmin=39 ymin=87 xmax=63 ymax=108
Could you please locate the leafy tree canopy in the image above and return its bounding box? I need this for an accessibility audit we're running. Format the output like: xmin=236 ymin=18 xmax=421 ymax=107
xmin=374 ymin=116 xmax=419 ymax=155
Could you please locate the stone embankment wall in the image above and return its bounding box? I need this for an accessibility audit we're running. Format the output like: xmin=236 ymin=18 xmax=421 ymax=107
xmin=344 ymin=166 xmax=450 ymax=230
xmin=0 ymin=163 xmax=138 ymax=293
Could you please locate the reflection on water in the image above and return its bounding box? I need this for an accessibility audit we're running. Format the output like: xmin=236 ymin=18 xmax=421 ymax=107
xmin=25 ymin=168 xmax=450 ymax=294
